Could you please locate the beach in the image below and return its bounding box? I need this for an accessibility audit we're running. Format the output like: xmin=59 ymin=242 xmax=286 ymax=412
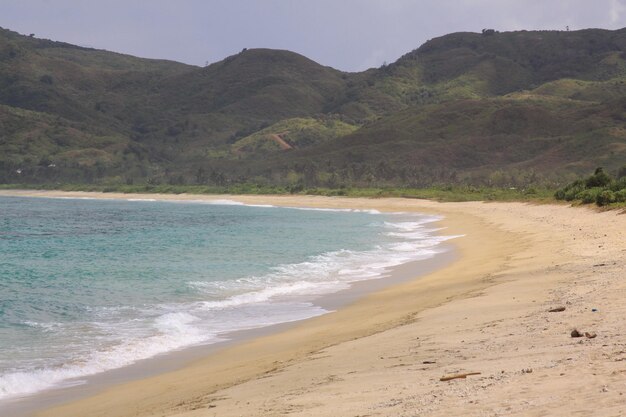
xmin=1 ymin=190 xmax=625 ymax=417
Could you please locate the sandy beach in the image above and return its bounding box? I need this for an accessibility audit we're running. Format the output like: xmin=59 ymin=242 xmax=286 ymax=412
xmin=2 ymin=190 xmax=625 ymax=417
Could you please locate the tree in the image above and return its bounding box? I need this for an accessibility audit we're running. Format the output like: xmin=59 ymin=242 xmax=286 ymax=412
xmin=195 ymin=167 xmax=207 ymax=184
xmin=209 ymin=170 xmax=226 ymax=186
xmin=39 ymin=75 xmax=53 ymax=85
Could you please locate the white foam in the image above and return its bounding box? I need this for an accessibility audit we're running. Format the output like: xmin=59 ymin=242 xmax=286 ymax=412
xmin=48 ymin=196 xmax=99 ymax=200
xmin=22 ymin=321 xmax=63 ymax=333
xmin=198 ymin=280 xmax=342 ymax=310
xmin=0 ymin=312 xmax=209 ymax=401
xmin=189 ymin=215 xmax=457 ymax=314
xmin=286 ymin=206 xmax=381 ymax=214
xmin=203 ymin=199 xmax=246 ymax=206
xmin=0 ymin=210 xmax=458 ymax=403
xmin=201 ymin=201 xmax=381 ymax=214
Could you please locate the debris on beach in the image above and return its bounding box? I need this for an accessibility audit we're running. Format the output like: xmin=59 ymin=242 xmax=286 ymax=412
xmin=571 ymin=329 xmax=597 ymax=338
xmin=549 ymin=306 xmax=566 ymax=312
xmin=440 ymin=372 xmax=481 ymax=381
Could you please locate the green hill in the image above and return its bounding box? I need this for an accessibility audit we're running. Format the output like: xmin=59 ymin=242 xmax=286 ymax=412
xmin=1 ymin=26 xmax=625 ymax=187
xmin=262 ymin=97 xmax=625 ymax=186
xmin=232 ymin=117 xmax=358 ymax=154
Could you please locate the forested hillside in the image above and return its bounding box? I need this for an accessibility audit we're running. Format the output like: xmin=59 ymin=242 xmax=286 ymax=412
xmin=1 ymin=26 xmax=625 ymax=187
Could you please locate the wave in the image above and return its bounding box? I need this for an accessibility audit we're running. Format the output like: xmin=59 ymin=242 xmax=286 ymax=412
xmin=189 ymin=217 xmax=454 ymax=312
xmin=192 ymin=200 xmax=382 ymax=213
xmin=0 ymin=210 xmax=456 ymax=402
xmin=37 ymin=196 xmax=383 ymax=215
xmin=0 ymin=312 xmax=208 ymax=400
xmin=285 ymin=206 xmax=382 ymax=214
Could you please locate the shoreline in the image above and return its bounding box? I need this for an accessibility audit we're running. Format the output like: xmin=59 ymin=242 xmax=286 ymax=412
xmin=5 ymin=248 xmax=458 ymax=417
xmin=1 ymin=190 xmax=624 ymax=416
xmin=0 ymin=193 xmax=457 ymax=416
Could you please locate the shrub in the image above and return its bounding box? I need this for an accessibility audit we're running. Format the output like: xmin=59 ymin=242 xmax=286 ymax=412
xmin=555 ymin=179 xmax=585 ymax=201
xmin=555 ymin=168 xmax=625 ymax=207
xmin=287 ymin=182 xmax=304 ymax=194
xmin=585 ymin=167 xmax=612 ymax=188
xmin=596 ymin=190 xmax=616 ymax=206
xmin=575 ymin=187 xmax=602 ymax=204
xmin=615 ymin=189 xmax=626 ymax=203
xmin=610 ymin=176 xmax=626 ymax=191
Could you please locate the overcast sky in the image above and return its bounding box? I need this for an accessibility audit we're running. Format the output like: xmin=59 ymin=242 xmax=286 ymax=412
xmin=1 ymin=0 xmax=625 ymax=71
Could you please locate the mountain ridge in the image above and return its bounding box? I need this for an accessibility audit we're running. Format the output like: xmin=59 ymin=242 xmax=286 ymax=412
xmin=1 ymin=26 xmax=625 ymax=187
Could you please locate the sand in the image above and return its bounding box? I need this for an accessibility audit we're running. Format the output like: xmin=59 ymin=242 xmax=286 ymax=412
xmin=1 ymin=190 xmax=625 ymax=417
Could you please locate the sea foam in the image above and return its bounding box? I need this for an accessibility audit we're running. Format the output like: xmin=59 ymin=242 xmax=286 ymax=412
xmin=0 ymin=201 xmax=456 ymax=403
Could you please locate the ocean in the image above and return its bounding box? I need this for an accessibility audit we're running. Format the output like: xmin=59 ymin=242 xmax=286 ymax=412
xmin=0 ymin=196 xmax=453 ymax=403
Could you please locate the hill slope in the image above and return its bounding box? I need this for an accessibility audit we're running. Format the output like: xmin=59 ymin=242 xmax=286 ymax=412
xmin=0 ymin=26 xmax=625 ymax=186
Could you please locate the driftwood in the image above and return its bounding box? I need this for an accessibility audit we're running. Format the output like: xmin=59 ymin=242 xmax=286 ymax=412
xmin=440 ymin=372 xmax=481 ymax=381
xmin=548 ymin=306 xmax=566 ymax=312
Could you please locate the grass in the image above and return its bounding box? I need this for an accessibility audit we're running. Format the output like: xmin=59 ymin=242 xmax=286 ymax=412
xmin=0 ymin=183 xmax=556 ymax=203
xmin=232 ymin=117 xmax=358 ymax=153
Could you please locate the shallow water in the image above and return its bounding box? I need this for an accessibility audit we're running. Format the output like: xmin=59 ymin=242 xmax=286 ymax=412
xmin=0 ymin=196 xmax=451 ymax=402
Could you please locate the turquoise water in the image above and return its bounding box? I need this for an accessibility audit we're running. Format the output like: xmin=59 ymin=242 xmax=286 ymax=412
xmin=0 ymin=196 xmax=449 ymax=401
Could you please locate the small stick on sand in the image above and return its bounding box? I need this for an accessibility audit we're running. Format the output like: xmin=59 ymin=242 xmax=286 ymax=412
xmin=440 ymin=372 xmax=481 ymax=381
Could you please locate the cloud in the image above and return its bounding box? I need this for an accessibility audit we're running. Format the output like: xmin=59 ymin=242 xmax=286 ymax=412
xmin=0 ymin=0 xmax=624 ymax=71
xmin=610 ymin=0 xmax=626 ymax=24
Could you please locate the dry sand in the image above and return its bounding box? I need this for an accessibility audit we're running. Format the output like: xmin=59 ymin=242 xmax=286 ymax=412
xmin=1 ymin=190 xmax=625 ymax=417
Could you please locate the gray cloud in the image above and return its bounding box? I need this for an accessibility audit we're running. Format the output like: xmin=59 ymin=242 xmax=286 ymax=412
xmin=0 ymin=0 xmax=624 ymax=71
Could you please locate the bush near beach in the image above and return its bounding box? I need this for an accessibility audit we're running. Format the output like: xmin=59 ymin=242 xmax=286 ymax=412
xmin=555 ymin=167 xmax=626 ymax=207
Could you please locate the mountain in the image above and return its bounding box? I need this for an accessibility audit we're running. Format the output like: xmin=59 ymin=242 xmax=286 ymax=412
xmin=1 ymin=26 xmax=625 ymax=187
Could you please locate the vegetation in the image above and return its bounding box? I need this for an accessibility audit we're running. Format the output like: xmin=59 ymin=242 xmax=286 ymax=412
xmin=555 ymin=167 xmax=626 ymax=207
xmin=0 ymin=26 xmax=625 ymax=190
xmin=232 ymin=117 xmax=357 ymax=153
xmin=0 ymin=182 xmax=554 ymax=202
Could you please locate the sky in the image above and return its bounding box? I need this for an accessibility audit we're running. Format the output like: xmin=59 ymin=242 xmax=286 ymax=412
xmin=0 ymin=0 xmax=625 ymax=72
